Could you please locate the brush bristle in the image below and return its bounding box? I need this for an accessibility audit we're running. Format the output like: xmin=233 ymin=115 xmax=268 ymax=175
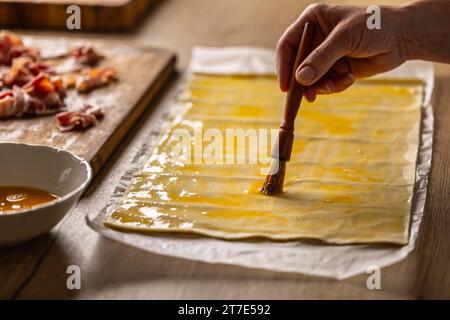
xmin=259 ymin=159 xmax=286 ymax=195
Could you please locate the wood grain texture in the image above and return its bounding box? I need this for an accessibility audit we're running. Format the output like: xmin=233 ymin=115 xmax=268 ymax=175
xmin=1 ymin=0 xmax=449 ymax=299
xmin=0 ymin=0 xmax=158 ymax=31
xmin=413 ymin=70 xmax=450 ymax=299
xmin=0 ymin=36 xmax=176 ymax=175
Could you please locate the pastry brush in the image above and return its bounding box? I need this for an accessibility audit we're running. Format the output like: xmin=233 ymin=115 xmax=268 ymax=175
xmin=259 ymin=21 xmax=316 ymax=195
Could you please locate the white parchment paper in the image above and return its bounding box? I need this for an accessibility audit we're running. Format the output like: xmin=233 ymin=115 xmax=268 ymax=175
xmin=87 ymin=47 xmax=434 ymax=280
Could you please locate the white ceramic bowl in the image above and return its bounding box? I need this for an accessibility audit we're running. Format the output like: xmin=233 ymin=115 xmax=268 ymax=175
xmin=0 ymin=143 xmax=92 ymax=246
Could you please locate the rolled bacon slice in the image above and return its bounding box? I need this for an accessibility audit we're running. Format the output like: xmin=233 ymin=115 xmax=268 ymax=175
xmin=0 ymin=31 xmax=40 ymax=66
xmin=55 ymin=104 xmax=104 ymax=132
xmin=70 ymin=45 xmax=104 ymax=66
xmin=23 ymin=72 xmax=65 ymax=98
xmin=0 ymin=86 xmax=56 ymax=118
xmin=0 ymin=91 xmax=15 ymax=117
xmin=0 ymin=73 xmax=65 ymax=118
xmin=76 ymin=66 xmax=118 ymax=93
xmin=2 ymin=57 xmax=54 ymax=87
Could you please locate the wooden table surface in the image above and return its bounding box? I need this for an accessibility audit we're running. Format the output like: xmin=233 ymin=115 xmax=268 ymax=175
xmin=1 ymin=0 xmax=449 ymax=299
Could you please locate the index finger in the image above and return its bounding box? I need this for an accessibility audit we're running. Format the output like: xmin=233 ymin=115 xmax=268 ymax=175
xmin=276 ymin=5 xmax=324 ymax=91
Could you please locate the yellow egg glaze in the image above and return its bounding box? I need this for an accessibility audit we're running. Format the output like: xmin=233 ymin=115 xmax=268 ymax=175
xmin=105 ymin=75 xmax=423 ymax=244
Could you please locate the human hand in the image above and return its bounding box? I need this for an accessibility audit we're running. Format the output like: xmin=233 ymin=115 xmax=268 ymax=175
xmin=276 ymin=3 xmax=410 ymax=102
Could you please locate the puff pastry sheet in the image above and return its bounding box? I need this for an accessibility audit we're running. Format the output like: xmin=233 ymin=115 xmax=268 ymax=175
xmin=105 ymin=74 xmax=423 ymax=244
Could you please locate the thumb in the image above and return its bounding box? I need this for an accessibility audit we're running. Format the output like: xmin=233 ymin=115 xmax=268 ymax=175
xmin=296 ymin=30 xmax=348 ymax=85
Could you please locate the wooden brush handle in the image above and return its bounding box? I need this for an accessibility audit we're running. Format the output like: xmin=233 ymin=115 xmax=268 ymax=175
xmin=277 ymin=21 xmax=316 ymax=160
xmin=282 ymin=22 xmax=316 ymax=129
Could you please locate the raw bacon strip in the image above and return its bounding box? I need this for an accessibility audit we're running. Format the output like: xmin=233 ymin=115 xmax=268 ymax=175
xmin=0 ymin=31 xmax=40 ymax=66
xmin=2 ymin=57 xmax=54 ymax=87
xmin=56 ymin=104 xmax=104 ymax=132
xmin=70 ymin=45 xmax=104 ymax=66
xmin=76 ymin=66 xmax=118 ymax=93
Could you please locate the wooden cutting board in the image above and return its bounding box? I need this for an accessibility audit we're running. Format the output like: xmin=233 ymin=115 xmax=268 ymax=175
xmin=0 ymin=0 xmax=157 ymax=31
xmin=0 ymin=35 xmax=176 ymax=175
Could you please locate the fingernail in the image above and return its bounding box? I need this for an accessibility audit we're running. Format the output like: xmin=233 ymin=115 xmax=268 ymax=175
xmin=317 ymin=84 xmax=332 ymax=94
xmin=343 ymin=72 xmax=355 ymax=85
xmin=297 ymin=66 xmax=316 ymax=83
